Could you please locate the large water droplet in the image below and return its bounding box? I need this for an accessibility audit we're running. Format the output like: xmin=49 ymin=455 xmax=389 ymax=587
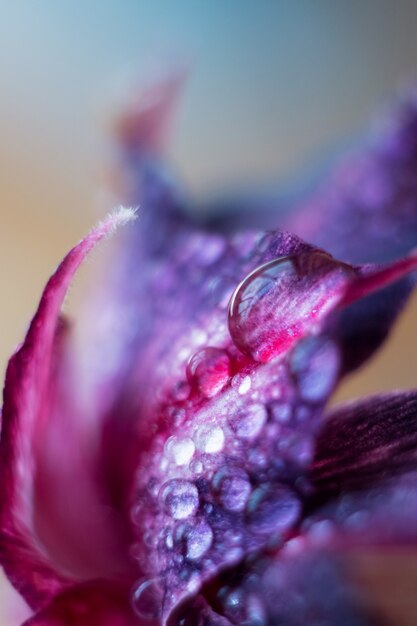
xmin=228 ymin=252 xmax=353 ymax=362
xmin=187 ymin=347 xmax=231 ymax=398
xmin=131 ymin=578 xmax=161 ymax=620
xmin=195 ymin=424 xmax=225 ymax=454
xmin=229 ymin=404 xmax=267 ymax=440
xmin=185 ymin=520 xmax=213 ymax=560
xmin=160 ymin=479 xmax=199 ymax=519
xmin=213 ymin=467 xmax=252 ymax=512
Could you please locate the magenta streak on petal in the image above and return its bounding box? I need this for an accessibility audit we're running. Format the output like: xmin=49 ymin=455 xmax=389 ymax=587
xmin=228 ymin=251 xmax=355 ymax=363
xmin=0 ymin=208 xmax=136 ymax=610
xmin=340 ymin=254 xmax=417 ymax=308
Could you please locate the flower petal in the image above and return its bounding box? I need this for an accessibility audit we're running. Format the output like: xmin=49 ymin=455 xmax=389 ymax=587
xmin=0 ymin=209 xmax=136 ymax=609
xmin=312 ymin=391 xmax=417 ymax=498
xmin=306 ymin=391 xmax=417 ymax=545
xmin=171 ymin=548 xmax=382 ymax=626
xmin=89 ymin=77 xmax=417 ymax=417
xmin=23 ymin=581 xmax=138 ymax=626
xmin=125 ymin=248 xmax=417 ymax=622
xmin=202 ymin=86 xmax=417 ymax=265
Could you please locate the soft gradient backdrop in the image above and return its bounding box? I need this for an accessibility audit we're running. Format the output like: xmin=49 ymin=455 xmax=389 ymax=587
xmin=1 ymin=1 xmax=417 ymax=622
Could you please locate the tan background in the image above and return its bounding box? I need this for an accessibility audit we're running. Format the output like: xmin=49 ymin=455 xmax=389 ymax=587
xmin=1 ymin=1 xmax=417 ymax=622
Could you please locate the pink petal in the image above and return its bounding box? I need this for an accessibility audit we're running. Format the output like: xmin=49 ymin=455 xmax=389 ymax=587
xmin=23 ymin=580 xmax=138 ymax=626
xmin=0 ymin=209 xmax=136 ymax=609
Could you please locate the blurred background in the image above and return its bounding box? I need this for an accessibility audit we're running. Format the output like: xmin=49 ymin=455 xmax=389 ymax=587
xmin=1 ymin=1 xmax=417 ymax=622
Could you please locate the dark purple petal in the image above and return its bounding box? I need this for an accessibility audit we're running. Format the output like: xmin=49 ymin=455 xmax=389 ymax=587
xmin=0 ymin=210 xmax=136 ymax=609
xmin=171 ymin=549 xmax=382 ymax=626
xmin=306 ymin=391 xmax=417 ymax=545
xmin=312 ymin=391 xmax=417 ymax=498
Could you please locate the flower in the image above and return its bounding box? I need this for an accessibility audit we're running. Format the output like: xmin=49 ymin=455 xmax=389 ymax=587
xmin=2 ymin=76 xmax=417 ymax=626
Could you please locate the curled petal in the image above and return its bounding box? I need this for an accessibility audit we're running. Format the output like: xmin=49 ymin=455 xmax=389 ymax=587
xmin=0 ymin=209 xmax=136 ymax=609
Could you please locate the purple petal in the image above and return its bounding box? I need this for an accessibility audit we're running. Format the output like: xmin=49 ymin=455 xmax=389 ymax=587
xmin=286 ymin=88 xmax=417 ymax=264
xmin=124 ymin=248 xmax=417 ymax=622
xmin=171 ymin=549 xmax=382 ymax=626
xmin=305 ymin=391 xmax=417 ymax=545
xmin=313 ymin=391 xmax=417 ymax=497
xmin=203 ymin=86 xmax=417 ymax=266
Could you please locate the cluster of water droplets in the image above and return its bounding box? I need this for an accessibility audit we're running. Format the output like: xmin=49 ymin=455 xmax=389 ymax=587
xmin=130 ymin=250 xmax=344 ymax=620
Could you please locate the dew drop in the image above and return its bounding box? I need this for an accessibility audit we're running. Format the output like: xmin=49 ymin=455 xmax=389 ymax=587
xmin=185 ymin=520 xmax=213 ymax=560
xmin=229 ymin=404 xmax=267 ymax=439
xmin=166 ymin=436 xmax=195 ymax=466
xmin=237 ymin=375 xmax=251 ymax=395
xmin=187 ymin=347 xmax=230 ymax=398
xmin=291 ymin=336 xmax=340 ymax=403
xmin=269 ymin=401 xmax=292 ymax=423
xmin=247 ymin=485 xmax=301 ymax=535
xmin=173 ymin=381 xmax=191 ymax=401
xmin=195 ymin=424 xmax=225 ymax=454
xmin=228 ymin=252 xmax=353 ymax=362
xmin=213 ymin=467 xmax=252 ymax=512
xmin=191 ymin=459 xmax=204 ymax=475
xmin=218 ymin=587 xmax=247 ymax=623
xmin=131 ymin=578 xmax=161 ymax=620
xmin=160 ymin=479 xmax=199 ymax=519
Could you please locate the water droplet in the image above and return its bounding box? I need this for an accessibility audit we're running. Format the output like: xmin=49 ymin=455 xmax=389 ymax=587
xmin=187 ymin=347 xmax=230 ymax=398
xmin=185 ymin=520 xmax=213 ymax=560
xmin=248 ymin=448 xmax=267 ymax=468
xmin=191 ymin=459 xmax=203 ymax=475
xmin=228 ymin=252 xmax=353 ymax=362
xmin=198 ymin=236 xmax=225 ymax=265
xmin=195 ymin=424 xmax=225 ymax=454
xmin=291 ymin=336 xmax=340 ymax=403
xmin=247 ymin=485 xmax=300 ymax=535
xmin=173 ymin=381 xmax=191 ymax=401
xmin=218 ymin=587 xmax=247 ymax=623
xmin=237 ymin=375 xmax=251 ymax=395
xmin=229 ymin=404 xmax=267 ymax=439
xmin=131 ymin=579 xmax=161 ymax=620
xmin=165 ymin=531 xmax=174 ymax=549
xmin=277 ymin=431 xmax=314 ymax=465
xmin=160 ymin=479 xmax=199 ymax=519
xmin=269 ymin=401 xmax=292 ymax=423
xmin=166 ymin=436 xmax=195 ymax=466
xmin=213 ymin=467 xmax=252 ymax=512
